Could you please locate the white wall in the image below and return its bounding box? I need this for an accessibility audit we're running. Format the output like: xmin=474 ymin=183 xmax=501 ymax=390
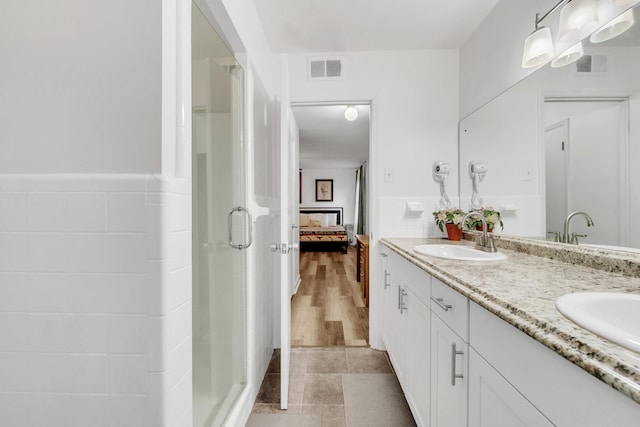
xmin=0 ymin=0 xmax=280 ymax=425
xmin=0 ymin=175 xmax=192 ymax=427
xmin=289 ymin=49 xmax=459 ymax=351
xmin=0 ymin=0 xmax=162 ymax=173
xmin=0 ymin=1 xmax=185 ymax=425
xmin=301 ymin=168 xmax=357 ymax=225
xmin=288 ymin=49 xmax=460 ymax=239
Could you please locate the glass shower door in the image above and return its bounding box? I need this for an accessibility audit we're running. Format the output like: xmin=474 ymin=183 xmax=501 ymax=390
xmin=192 ymin=3 xmax=247 ymax=426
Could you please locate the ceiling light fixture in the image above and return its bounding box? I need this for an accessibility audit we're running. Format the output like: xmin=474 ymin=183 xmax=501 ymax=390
xmin=344 ymin=106 xmax=358 ymax=121
xmin=551 ymin=41 xmax=584 ymax=67
xmin=589 ymin=7 xmax=635 ymax=43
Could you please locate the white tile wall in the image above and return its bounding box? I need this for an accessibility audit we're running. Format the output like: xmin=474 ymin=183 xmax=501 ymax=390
xmin=0 ymin=174 xmax=191 ymax=427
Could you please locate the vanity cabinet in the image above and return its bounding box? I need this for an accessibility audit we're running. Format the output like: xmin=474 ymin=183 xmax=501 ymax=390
xmin=381 ymin=243 xmax=640 ymax=427
xmin=379 ymin=249 xmax=430 ymax=426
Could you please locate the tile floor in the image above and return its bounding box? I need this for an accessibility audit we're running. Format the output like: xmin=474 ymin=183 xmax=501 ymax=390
xmin=246 ymin=347 xmax=417 ymax=427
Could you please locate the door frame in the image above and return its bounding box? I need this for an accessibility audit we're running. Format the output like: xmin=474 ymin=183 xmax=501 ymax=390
xmin=289 ymin=100 xmax=378 ymax=347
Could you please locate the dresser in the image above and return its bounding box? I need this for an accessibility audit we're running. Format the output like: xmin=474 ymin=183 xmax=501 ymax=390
xmin=355 ymin=234 xmax=369 ymax=307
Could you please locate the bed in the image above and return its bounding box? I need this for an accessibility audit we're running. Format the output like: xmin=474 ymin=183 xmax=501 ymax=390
xmin=299 ymin=207 xmax=349 ymax=254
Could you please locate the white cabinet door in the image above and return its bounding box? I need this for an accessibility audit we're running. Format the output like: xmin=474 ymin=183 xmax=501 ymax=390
xmin=469 ymin=348 xmax=553 ymax=427
xmin=383 ymin=253 xmax=407 ymax=381
xmin=431 ymin=314 xmax=467 ymax=427
xmin=379 ymin=249 xmax=393 ymax=349
xmin=405 ymin=288 xmax=430 ymax=427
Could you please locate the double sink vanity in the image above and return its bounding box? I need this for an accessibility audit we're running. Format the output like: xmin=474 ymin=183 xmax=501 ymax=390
xmin=379 ymin=234 xmax=640 ymax=427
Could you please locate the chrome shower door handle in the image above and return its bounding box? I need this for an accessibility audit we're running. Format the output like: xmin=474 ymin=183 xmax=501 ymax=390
xmin=228 ymin=206 xmax=253 ymax=250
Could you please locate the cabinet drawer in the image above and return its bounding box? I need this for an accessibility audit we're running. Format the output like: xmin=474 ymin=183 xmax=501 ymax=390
xmin=402 ymin=259 xmax=430 ymax=305
xmin=431 ymin=277 xmax=468 ymax=341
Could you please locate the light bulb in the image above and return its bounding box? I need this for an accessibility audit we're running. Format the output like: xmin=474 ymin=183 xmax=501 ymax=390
xmin=344 ymin=106 xmax=358 ymax=121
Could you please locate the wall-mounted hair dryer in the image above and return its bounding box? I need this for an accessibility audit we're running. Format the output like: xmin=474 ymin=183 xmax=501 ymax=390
xmin=433 ymin=161 xmax=452 ymax=209
xmin=469 ymin=161 xmax=487 ymax=209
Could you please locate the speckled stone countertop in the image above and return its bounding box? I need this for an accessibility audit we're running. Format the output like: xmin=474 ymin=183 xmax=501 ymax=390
xmin=380 ymin=236 xmax=640 ymax=405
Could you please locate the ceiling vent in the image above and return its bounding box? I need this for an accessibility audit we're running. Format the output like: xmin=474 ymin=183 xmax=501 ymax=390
xmin=308 ymin=58 xmax=343 ymax=80
xmin=576 ymin=55 xmax=607 ymax=73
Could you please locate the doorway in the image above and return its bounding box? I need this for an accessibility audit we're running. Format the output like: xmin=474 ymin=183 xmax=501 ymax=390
xmin=544 ymin=99 xmax=629 ymax=246
xmin=290 ymin=104 xmax=371 ymax=347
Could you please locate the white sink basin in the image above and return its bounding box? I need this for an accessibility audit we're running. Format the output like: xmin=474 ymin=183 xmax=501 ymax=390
xmin=556 ymin=292 xmax=640 ymax=353
xmin=413 ymin=244 xmax=507 ymax=261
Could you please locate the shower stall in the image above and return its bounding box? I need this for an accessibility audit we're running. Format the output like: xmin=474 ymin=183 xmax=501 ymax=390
xmin=192 ymin=3 xmax=248 ymax=426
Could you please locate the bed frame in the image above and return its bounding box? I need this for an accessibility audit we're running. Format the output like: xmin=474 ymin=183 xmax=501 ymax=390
xmin=299 ymin=207 xmax=348 ymax=253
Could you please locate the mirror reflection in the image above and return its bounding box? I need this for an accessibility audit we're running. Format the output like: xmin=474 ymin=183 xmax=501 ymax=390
xmin=459 ymin=4 xmax=640 ymax=252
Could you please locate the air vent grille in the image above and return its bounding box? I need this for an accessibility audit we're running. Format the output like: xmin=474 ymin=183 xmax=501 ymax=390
xmin=576 ymin=55 xmax=607 ymax=73
xmin=308 ymin=58 xmax=343 ymax=80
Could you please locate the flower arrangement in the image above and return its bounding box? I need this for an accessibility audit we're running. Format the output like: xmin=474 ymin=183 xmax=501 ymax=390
xmin=468 ymin=207 xmax=503 ymax=231
xmin=433 ymin=207 xmax=466 ymax=232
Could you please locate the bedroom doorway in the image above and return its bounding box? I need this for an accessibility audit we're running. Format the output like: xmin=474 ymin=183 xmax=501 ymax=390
xmin=290 ymin=103 xmax=371 ymax=347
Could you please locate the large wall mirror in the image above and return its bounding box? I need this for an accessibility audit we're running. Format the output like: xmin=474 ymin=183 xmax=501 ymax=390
xmin=459 ymin=2 xmax=640 ymax=253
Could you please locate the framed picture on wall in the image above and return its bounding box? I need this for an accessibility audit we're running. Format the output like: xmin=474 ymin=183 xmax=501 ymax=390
xmin=315 ymin=179 xmax=333 ymax=202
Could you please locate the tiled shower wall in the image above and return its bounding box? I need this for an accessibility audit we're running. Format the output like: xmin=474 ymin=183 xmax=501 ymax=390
xmin=0 ymin=174 xmax=191 ymax=427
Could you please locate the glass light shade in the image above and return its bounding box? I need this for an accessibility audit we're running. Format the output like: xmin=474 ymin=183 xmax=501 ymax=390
xmin=551 ymin=42 xmax=584 ymax=67
xmin=558 ymin=0 xmax=599 ymax=42
xmin=344 ymin=106 xmax=358 ymax=121
xmin=522 ymin=27 xmax=554 ymax=68
xmin=590 ymin=8 xmax=635 ymax=43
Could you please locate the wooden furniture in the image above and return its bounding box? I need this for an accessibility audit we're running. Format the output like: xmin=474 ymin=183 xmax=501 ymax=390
xmin=299 ymin=207 xmax=348 ymax=253
xmin=355 ymin=234 xmax=369 ymax=307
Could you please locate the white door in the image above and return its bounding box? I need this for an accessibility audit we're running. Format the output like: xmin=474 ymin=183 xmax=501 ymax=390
xmin=544 ymin=120 xmax=569 ymax=238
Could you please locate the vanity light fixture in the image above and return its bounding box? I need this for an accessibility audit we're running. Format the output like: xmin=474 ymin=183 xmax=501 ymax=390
xmin=558 ymin=0 xmax=600 ymax=42
xmin=521 ymin=0 xmax=635 ymax=69
xmin=551 ymin=41 xmax=584 ymax=67
xmin=522 ymin=27 xmax=555 ymax=68
xmin=344 ymin=106 xmax=358 ymax=121
xmin=589 ymin=7 xmax=635 ymax=43
xmin=522 ymin=0 xmax=570 ymax=68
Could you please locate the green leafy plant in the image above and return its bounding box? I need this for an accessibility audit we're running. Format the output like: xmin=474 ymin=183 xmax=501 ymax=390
xmin=467 ymin=207 xmax=503 ymax=231
xmin=433 ymin=207 xmax=467 ymax=232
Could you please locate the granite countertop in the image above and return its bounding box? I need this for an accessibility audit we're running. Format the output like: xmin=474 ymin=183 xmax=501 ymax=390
xmin=380 ymin=236 xmax=640 ymax=405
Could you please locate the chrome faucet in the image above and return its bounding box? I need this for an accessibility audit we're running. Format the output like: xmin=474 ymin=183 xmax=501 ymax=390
xmin=461 ymin=211 xmax=497 ymax=253
xmin=562 ymin=211 xmax=594 ymax=244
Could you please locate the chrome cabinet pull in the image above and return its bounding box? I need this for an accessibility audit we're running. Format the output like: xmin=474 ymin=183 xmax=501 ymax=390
xmin=228 ymin=206 xmax=253 ymax=250
xmin=397 ymin=285 xmax=402 ymax=310
xmin=384 ymin=270 xmax=390 ymax=289
xmin=451 ymin=343 xmax=464 ymax=386
xmin=400 ymin=289 xmax=408 ymax=314
xmin=431 ymin=296 xmax=452 ymax=311
xmin=380 ymin=252 xmax=388 ymax=257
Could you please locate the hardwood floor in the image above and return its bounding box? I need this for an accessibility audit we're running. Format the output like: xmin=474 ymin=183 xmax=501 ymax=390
xmin=292 ymin=247 xmax=369 ymax=347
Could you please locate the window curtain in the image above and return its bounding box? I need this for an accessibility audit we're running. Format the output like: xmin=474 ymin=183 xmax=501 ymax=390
xmin=354 ymin=162 xmax=367 ymax=235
